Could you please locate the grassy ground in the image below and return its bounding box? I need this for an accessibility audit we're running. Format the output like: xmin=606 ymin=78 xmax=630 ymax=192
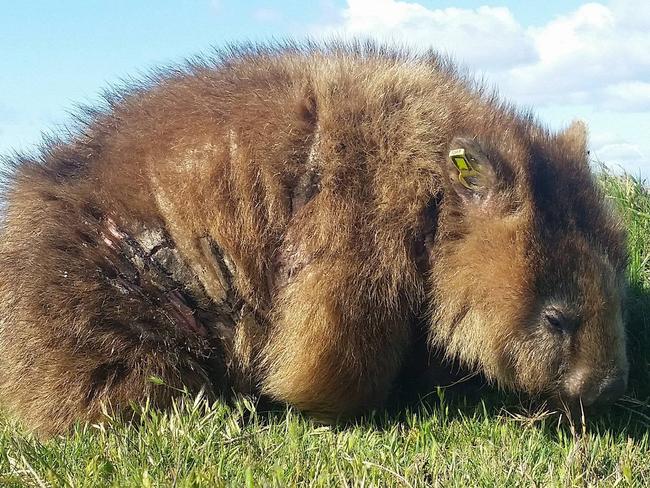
xmin=1 ymin=171 xmax=649 ymax=487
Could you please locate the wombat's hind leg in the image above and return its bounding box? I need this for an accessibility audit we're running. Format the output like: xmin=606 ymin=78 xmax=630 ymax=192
xmin=0 ymin=197 xmax=223 ymax=437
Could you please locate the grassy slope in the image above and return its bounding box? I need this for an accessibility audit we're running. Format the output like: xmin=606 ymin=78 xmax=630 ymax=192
xmin=1 ymin=172 xmax=649 ymax=487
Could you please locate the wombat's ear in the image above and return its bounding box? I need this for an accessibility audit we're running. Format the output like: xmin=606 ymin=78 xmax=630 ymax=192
xmin=446 ymin=137 xmax=498 ymax=199
xmin=559 ymin=119 xmax=588 ymax=156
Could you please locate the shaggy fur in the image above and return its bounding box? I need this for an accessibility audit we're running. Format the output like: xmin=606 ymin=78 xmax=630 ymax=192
xmin=0 ymin=42 xmax=628 ymax=436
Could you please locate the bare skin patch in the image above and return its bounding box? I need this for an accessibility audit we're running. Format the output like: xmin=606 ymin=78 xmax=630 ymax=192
xmin=93 ymin=216 xmax=263 ymax=347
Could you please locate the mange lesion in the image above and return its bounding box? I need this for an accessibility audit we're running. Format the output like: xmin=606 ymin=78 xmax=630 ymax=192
xmin=96 ymin=216 xmax=262 ymax=368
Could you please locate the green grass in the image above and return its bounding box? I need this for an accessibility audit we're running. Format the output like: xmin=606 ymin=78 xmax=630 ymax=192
xmin=2 ymin=171 xmax=650 ymax=487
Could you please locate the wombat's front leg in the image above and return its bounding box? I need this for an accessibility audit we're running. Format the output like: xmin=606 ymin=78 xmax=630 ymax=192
xmin=260 ymin=258 xmax=411 ymax=418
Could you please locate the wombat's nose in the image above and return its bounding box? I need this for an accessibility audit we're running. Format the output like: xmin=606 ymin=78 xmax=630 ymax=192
xmin=564 ymin=370 xmax=627 ymax=407
xmin=591 ymin=375 xmax=626 ymax=405
xmin=577 ymin=374 xmax=627 ymax=407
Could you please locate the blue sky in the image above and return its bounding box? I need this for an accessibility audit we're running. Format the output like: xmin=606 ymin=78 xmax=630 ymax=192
xmin=2 ymin=1 xmax=649 ymax=177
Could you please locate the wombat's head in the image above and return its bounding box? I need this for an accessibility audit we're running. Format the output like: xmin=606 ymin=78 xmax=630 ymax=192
xmin=430 ymin=121 xmax=628 ymax=410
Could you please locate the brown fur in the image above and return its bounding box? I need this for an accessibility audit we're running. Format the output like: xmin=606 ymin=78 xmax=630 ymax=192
xmin=0 ymin=42 xmax=628 ymax=436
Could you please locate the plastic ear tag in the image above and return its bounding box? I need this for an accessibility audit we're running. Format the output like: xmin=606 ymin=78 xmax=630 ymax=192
xmin=449 ymin=148 xmax=480 ymax=190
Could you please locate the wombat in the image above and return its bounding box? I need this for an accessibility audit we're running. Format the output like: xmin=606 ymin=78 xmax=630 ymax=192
xmin=0 ymin=42 xmax=628 ymax=436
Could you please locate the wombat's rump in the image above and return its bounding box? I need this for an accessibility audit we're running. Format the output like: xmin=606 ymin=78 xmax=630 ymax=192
xmin=0 ymin=43 xmax=628 ymax=436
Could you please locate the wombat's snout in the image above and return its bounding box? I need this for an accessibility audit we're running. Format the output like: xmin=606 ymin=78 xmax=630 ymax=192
xmin=593 ymin=375 xmax=628 ymax=405
xmin=563 ymin=369 xmax=628 ymax=407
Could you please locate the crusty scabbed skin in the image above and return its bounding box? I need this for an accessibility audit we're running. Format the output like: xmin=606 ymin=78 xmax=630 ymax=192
xmin=0 ymin=42 xmax=628 ymax=435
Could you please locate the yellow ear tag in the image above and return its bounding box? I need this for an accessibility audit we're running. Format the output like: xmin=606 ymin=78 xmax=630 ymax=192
xmin=449 ymin=148 xmax=481 ymax=190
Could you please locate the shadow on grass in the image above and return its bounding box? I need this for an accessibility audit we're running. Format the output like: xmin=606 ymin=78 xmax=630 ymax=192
xmin=605 ymin=279 xmax=650 ymax=436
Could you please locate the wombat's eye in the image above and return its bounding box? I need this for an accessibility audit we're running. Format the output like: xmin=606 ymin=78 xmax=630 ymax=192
xmin=543 ymin=308 xmax=576 ymax=334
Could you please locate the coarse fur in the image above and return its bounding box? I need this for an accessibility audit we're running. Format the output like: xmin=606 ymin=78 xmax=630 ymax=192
xmin=0 ymin=41 xmax=628 ymax=436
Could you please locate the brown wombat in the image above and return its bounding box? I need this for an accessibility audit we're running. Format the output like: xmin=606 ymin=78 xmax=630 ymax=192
xmin=0 ymin=42 xmax=628 ymax=436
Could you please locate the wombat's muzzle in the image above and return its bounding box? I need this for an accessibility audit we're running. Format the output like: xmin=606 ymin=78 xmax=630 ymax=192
xmin=585 ymin=374 xmax=627 ymax=406
xmin=564 ymin=370 xmax=627 ymax=408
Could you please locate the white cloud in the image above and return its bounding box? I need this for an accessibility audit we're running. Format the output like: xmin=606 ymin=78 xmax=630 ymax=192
xmin=210 ymin=0 xmax=222 ymax=15
xmin=316 ymin=0 xmax=650 ymax=111
xmin=253 ymin=7 xmax=282 ymax=23
xmin=590 ymin=130 xmax=648 ymax=176
xmin=500 ymin=2 xmax=650 ymax=109
xmin=592 ymin=142 xmax=649 ymax=177
xmin=319 ymin=0 xmax=536 ymax=70
xmin=0 ymin=104 xmax=17 ymax=123
xmin=594 ymin=142 xmax=644 ymax=163
xmin=602 ymin=82 xmax=650 ymax=112
xmin=313 ymin=0 xmax=650 ymax=176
